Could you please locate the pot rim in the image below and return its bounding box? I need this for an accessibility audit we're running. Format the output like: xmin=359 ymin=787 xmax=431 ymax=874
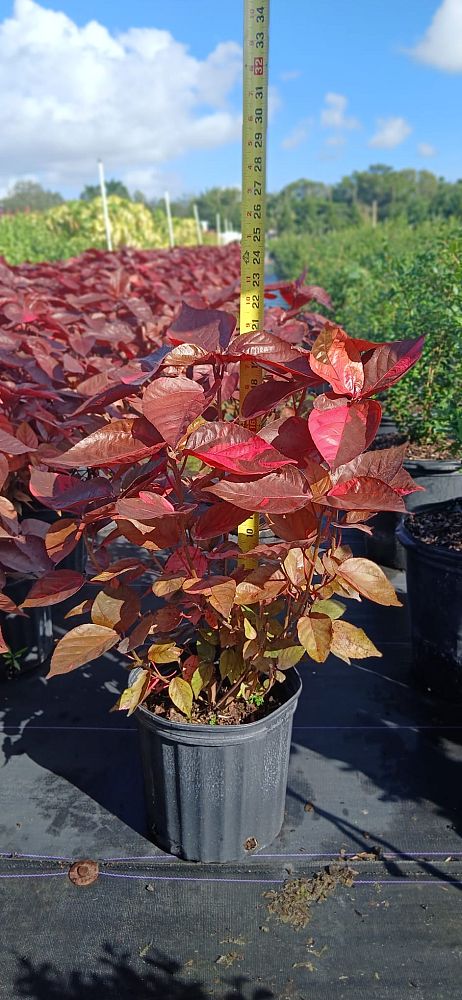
xmin=135 ymin=668 xmax=302 ymax=744
xmin=404 ymin=457 xmax=462 ymax=475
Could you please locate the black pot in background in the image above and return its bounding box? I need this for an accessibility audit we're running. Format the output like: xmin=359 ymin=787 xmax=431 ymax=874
xmin=365 ymin=458 xmax=462 ymax=569
xmin=25 ymin=503 xmax=86 ymax=574
xmin=135 ymin=669 xmax=302 ymax=862
xmin=375 ymin=413 xmax=398 ymax=438
xmin=0 ymin=578 xmax=53 ymax=682
xmin=397 ymin=502 xmax=462 ymax=701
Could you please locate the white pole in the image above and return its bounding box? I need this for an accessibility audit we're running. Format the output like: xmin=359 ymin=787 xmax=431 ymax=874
xmin=193 ymin=203 xmax=203 ymax=245
xmin=164 ymin=191 xmax=175 ymax=248
xmin=216 ymin=211 xmax=221 ymax=246
xmin=98 ymin=159 xmax=112 ymax=251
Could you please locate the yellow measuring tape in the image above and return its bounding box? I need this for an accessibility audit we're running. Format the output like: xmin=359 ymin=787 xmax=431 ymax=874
xmin=238 ymin=0 xmax=269 ymax=566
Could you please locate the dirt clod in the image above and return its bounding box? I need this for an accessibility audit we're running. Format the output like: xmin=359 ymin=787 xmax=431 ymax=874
xmin=264 ymin=864 xmax=356 ymax=929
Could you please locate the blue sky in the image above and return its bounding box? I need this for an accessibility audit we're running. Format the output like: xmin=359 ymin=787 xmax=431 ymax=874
xmin=0 ymin=0 xmax=461 ymax=198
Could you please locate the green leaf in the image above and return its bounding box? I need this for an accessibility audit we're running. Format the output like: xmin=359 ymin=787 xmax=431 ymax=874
xmin=191 ymin=661 xmax=214 ymax=697
xmin=219 ymin=648 xmax=244 ymax=682
xmin=148 ymin=642 xmax=181 ymax=664
xmin=196 ymin=637 xmax=216 ymax=662
xmin=112 ymin=670 xmax=149 ymax=716
xmin=277 ymin=645 xmax=305 ymax=669
xmin=244 ymin=618 xmax=257 ymax=640
xmin=311 ymin=598 xmax=346 ymax=620
xmin=169 ymin=677 xmax=193 ymax=717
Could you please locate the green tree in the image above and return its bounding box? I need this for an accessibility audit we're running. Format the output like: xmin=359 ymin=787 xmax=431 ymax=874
xmin=80 ymin=179 xmax=131 ymax=201
xmin=0 ymin=180 xmax=63 ymax=213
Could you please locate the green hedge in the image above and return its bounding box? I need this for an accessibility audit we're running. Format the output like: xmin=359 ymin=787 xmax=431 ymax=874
xmin=271 ymin=220 xmax=462 ymax=447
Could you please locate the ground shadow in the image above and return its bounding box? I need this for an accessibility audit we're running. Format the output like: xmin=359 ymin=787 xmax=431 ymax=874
xmin=0 ymin=648 xmax=150 ymax=841
xmin=14 ymin=944 xmax=276 ymax=1000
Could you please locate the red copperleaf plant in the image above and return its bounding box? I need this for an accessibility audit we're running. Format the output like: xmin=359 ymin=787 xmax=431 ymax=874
xmin=35 ymin=307 xmax=424 ymax=723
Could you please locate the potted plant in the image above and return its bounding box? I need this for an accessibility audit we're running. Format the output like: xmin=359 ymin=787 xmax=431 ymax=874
xmin=397 ymin=498 xmax=462 ymax=701
xmin=39 ymin=312 xmax=423 ymax=861
xmin=363 ymin=237 xmax=462 ymax=568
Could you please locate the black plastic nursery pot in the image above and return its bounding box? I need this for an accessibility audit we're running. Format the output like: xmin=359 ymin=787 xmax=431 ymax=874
xmin=0 ymin=578 xmax=53 ymax=682
xmin=365 ymin=458 xmax=462 ymax=570
xmin=135 ymin=669 xmax=302 ymax=862
xmin=397 ymin=502 xmax=462 ymax=701
xmin=375 ymin=413 xmax=398 ymax=438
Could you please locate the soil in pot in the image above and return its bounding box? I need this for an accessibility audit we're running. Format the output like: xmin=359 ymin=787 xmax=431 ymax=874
xmin=365 ymin=439 xmax=462 ymax=569
xmin=136 ymin=669 xmax=302 ymax=862
xmin=147 ymin=681 xmax=286 ymax=726
xmin=397 ymin=499 xmax=462 ymax=701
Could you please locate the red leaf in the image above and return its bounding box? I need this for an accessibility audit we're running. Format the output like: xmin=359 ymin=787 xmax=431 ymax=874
xmin=361 ymin=337 xmax=425 ymax=396
xmin=48 ymin=624 xmax=120 ymax=676
xmin=205 ymin=466 xmax=311 ymax=513
xmin=185 ymin=421 xmax=294 ymax=474
xmin=268 ymin=505 xmax=318 ymax=541
xmin=308 ymin=397 xmax=382 ymax=468
xmin=194 ymin=501 xmax=245 ymax=539
xmin=0 ymin=428 xmax=35 ymax=456
xmin=22 ymin=570 xmax=85 ymax=607
xmin=168 ymin=302 xmax=236 ymax=351
xmin=228 ymin=331 xmax=303 ymax=369
xmin=142 ymin=376 xmax=207 ymax=446
xmin=333 ymin=446 xmax=422 ymax=499
xmin=326 ymin=477 xmax=406 ymax=512
xmin=47 ymin=418 xmax=164 ymax=468
xmin=116 ymin=493 xmax=175 ymax=521
xmin=165 ymin=546 xmax=208 ymax=576
xmin=259 ymin=416 xmax=320 ymax=462
xmin=241 ymin=378 xmax=306 ymax=419
xmin=309 ymin=324 xmax=364 ymax=396
xmin=30 ymin=469 xmax=113 ymax=510
xmin=45 ymin=519 xmax=81 ymax=564
xmin=71 ymin=383 xmax=136 ymax=416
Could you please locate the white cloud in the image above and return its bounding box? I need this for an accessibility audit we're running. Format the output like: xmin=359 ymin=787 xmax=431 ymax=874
xmin=268 ymin=85 xmax=282 ymax=121
xmin=280 ymin=69 xmax=301 ymax=82
xmin=0 ymin=0 xmax=243 ymax=196
xmin=325 ymin=135 xmax=346 ymax=148
xmin=281 ymin=118 xmax=312 ymax=151
xmin=320 ymin=93 xmax=360 ymax=130
xmin=408 ymin=0 xmax=462 ymax=72
xmin=418 ymin=142 xmax=437 ymax=157
xmin=369 ymin=117 xmax=412 ymax=149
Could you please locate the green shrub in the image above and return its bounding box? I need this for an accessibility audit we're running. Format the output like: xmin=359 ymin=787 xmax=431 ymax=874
xmin=271 ymin=220 xmax=462 ymax=447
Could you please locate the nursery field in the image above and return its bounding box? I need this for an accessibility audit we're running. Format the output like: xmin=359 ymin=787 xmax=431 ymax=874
xmin=0 ymin=239 xmax=461 ymax=998
xmin=0 ymin=196 xmax=203 ymax=265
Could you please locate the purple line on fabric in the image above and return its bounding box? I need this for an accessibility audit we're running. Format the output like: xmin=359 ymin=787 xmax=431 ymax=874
xmin=2 ymin=850 xmax=462 ymax=863
xmin=0 ymin=852 xmax=72 ymax=861
xmin=354 ymin=879 xmax=462 ymax=885
xmin=100 ymin=872 xmax=462 ymax=887
xmin=0 ymin=872 xmax=67 ymax=879
xmin=100 ymin=872 xmax=285 ymax=884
